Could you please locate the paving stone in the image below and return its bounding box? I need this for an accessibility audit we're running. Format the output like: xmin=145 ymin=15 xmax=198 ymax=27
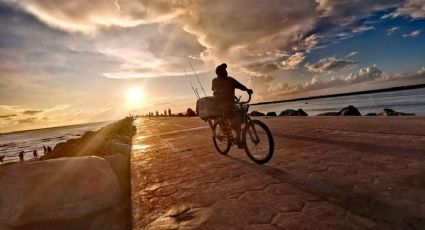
xmin=130 ymin=117 xmax=425 ymax=229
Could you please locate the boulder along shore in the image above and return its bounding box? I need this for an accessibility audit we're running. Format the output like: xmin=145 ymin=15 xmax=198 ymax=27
xmin=0 ymin=117 xmax=136 ymax=230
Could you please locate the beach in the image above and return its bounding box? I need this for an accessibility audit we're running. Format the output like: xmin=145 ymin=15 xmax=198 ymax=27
xmin=131 ymin=117 xmax=425 ymax=229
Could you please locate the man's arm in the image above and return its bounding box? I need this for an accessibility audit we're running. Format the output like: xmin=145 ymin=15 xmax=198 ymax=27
xmin=231 ymin=77 xmax=248 ymax=91
xmin=231 ymin=77 xmax=253 ymax=94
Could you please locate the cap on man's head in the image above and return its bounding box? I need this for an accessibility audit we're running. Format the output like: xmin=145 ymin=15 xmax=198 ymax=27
xmin=215 ymin=63 xmax=227 ymax=75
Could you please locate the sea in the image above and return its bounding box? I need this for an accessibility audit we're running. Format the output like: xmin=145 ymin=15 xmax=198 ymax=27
xmin=0 ymin=121 xmax=111 ymax=163
xmin=250 ymin=87 xmax=425 ymax=116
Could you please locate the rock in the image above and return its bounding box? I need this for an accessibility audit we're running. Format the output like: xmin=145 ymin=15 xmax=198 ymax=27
xmin=365 ymin=113 xmax=377 ymax=116
xmin=266 ymin=112 xmax=277 ymax=117
xmin=338 ymin=105 xmax=361 ymax=116
xmin=102 ymin=154 xmax=129 ymax=191
xmin=0 ymin=156 xmax=121 ymax=227
xmin=89 ymin=206 xmax=128 ymax=230
xmin=250 ymin=111 xmax=265 ymax=116
xmin=106 ymin=140 xmax=131 ymax=155
xmin=279 ymin=109 xmax=308 ymax=116
xmin=186 ymin=108 xmax=197 ymax=117
xmin=316 ymin=112 xmax=339 ymax=116
xmin=378 ymin=108 xmax=415 ymax=116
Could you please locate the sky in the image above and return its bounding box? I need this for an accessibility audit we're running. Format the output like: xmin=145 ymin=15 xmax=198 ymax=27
xmin=0 ymin=0 xmax=425 ymax=132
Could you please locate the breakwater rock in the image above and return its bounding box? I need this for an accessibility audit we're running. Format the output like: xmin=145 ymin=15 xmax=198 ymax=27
xmin=43 ymin=117 xmax=135 ymax=159
xmin=378 ymin=108 xmax=415 ymax=116
xmin=0 ymin=156 xmax=120 ymax=227
xmin=279 ymin=109 xmax=308 ymax=116
xmin=0 ymin=117 xmax=136 ymax=230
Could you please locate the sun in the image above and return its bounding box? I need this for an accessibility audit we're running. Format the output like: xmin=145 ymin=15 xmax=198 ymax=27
xmin=126 ymin=87 xmax=144 ymax=105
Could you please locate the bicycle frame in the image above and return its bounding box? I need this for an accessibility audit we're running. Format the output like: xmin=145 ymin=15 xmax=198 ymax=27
xmin=208 ymin=93 xmax=252 ymax=139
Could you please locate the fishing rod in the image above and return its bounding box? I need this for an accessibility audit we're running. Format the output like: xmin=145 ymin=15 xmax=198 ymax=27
xmin=189 ymin=62 xmax=207 ymax=97
xmin=184 ymin=68 xmax=200 ymax=100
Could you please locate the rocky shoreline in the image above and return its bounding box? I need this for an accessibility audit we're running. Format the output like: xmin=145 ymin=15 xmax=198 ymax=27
xmin=0 ymin=117 xmax=136 ymax=230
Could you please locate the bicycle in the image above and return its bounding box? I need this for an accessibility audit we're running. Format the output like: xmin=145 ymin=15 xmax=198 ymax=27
xmin=204 ymin=92 xmax=274 ymax=164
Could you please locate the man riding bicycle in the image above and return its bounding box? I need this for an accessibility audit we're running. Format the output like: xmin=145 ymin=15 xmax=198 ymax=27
xmin=212 ymin=63 xmax=253 ymax=148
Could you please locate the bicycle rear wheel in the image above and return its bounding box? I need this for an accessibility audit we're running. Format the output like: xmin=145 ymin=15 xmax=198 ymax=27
xmin=212 ymin=121 xmax=231 ymax=155
xmin=242 ymin=120 xmax=274 ymax=164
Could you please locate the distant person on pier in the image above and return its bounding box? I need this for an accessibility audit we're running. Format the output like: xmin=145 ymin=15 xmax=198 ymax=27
xmin=19 ymin=151 xmax=24 ymax=163
xmin=33 ymin=150 xmax=38 ymax=159
xmin=212 ymin=63 xmax=253 ymax=148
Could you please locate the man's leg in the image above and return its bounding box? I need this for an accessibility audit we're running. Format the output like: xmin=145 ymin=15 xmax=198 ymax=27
xmin=231 ymin=119 xmax=243 ymax=148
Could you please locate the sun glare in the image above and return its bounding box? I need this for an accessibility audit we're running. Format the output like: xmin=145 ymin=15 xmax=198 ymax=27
xmin=126 ymin=87 xmax=144 ymax=106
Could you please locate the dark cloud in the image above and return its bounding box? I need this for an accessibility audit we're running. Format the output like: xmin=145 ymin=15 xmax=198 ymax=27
xmin=305 ymin=57 xmax=358 ymax=73
xmin=0 ymin=114 xmax=17 ymax=119
xmin=22 ymin=110 xmax=43 ymax=115
xmin=244 ymin=62 xmax=279 ymax=76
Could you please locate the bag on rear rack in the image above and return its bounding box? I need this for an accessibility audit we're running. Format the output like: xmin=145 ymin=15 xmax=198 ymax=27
xmin=196 ymin=97 xmax=233 ymax=120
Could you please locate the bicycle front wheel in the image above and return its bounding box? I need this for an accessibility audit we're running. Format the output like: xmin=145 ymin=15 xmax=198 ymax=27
xmin=242 ymin=120 xmax=274 ymax=164
xmin=212 ymin=121 xmax=231 ymax=155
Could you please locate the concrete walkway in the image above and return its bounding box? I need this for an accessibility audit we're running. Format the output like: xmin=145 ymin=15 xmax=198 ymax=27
xmin=130 ymin=117 xmax=425 ymax=229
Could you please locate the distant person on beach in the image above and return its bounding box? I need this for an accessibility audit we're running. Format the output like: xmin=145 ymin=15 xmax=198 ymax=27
xmin=0 ymin=155 xmax=4 ymax=164
xmin=43 ymin=145 xmax=47 ymax=155
xmin=212 ymin=63 xmax=253 ymax=147
xmin=19 ymin=151 xmax=24 ymax=163
xmin=33 ymin=150 xmax=38 ymax=159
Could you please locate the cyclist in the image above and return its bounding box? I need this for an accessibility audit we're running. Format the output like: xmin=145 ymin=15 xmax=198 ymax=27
xmin=212 ymin=63 xmax=253 ymax=148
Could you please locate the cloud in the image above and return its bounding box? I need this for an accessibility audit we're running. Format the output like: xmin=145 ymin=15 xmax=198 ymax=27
xmin=315 ymin=0 xmax=401 ymax=25
xmin=387 ymin=27 xmax=400 ymax=35
xmin=278 ymin=52 xmax=306 ymax=70
xmin=390 ymin=0 xmax=425 ymax=19
xmin=344 ymin=65 xmax=384 ymax=83
xmin=403 ymin=29 xmax=421 ymax=38
xmin=305 ymin=57 xmax=358 ymax=73
xmin=5 ymin=0 xmax=191 ymax=33
xmin=242 ymin=51 xmax=307 ymax=76
xmin=3 ymin=0 xmax=418 ymax=80
xmin=22 ymin=110 xmax=43 ymax=115
xmin=351 ymin=25 xmax=374 ymax=33
xmin=251 ymin=65 xmax=391 ymax=99
xmin=243 ymin=62 xmax=280 ymax=76
xmin=17 ymin=117 xmax=37 ymax=124
xmin=345 ymin=51 xmax=359 ymax=58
